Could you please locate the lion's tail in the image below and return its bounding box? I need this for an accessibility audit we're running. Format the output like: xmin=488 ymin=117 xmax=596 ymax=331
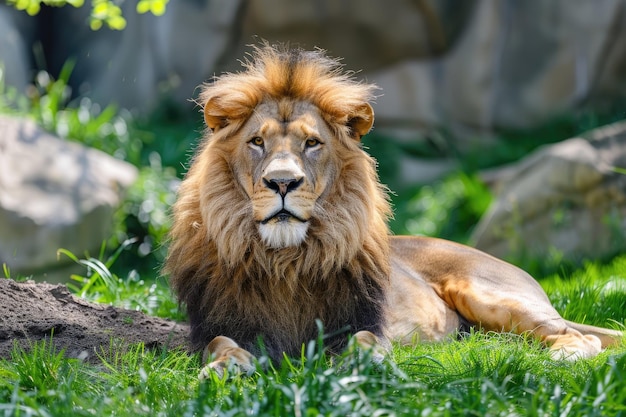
xmin=565 ymin=320 xmax=624 ymax=348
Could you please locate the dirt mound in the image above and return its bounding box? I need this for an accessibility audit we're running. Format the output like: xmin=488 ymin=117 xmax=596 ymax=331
xmin=0 ymin=279 xmax=190 ymax=362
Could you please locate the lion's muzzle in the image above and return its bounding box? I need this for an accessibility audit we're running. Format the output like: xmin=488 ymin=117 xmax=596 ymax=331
xmin=257 ymin=154 xmax=311 ymax=248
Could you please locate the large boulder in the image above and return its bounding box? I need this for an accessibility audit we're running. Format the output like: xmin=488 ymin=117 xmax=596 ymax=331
xmin=370 ymin=0 xmax=626 ymax=143
xmin=2 ymin=0 xmax=626 ymax=142
xmin=0 ymin=116 xmax=138 ymax=281
xmin=471 ymin=121 xmax=626 ymax=262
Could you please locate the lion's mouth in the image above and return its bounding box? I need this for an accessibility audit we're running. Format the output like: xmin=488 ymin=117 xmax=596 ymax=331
xmin=261 ymin=209 xmax=307 ymax=224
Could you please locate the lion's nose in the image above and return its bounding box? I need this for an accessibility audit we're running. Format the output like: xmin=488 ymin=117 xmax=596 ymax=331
xmin=262 ymin=156 xmax=305 ymax=196
xmin=263 ymin=177 xmax=303 ymax=196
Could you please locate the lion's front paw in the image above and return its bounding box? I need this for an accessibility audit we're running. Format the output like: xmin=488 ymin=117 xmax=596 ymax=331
xmin=352 ymin=330 xmax=390 ymax=364
xmin=198 ymin=359 xmax=254 ymax=380
xmin=199 ymin=336 xmax=255 ymax=380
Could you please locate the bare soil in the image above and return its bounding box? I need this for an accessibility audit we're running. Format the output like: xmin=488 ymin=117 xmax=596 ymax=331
xmin=0 ymin=278 xmax=190 ymax=362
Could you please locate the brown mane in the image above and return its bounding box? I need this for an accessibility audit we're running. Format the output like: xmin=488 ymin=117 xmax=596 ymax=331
xmin=198 ymin=44 xmax=378 ymax=139
xmin=165 ymin=45 xmax=392 ymax=359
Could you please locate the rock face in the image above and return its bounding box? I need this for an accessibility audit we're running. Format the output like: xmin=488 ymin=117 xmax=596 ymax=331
xmin=471 ymin=121 xmax=626 ymax=262
xmin=0 ymin=278 xmax=189 ymax=361
xmin=0 ymin=116 xmax=138 ymax=280
xmin=2 ymin=1 xmax=626 ymax=139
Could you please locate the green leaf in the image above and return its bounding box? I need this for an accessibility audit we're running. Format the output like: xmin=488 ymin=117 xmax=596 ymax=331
xmin=107 ymin=15 xmax=127 ymax=30
xmin=150 ymin=0 xmax=167 ymax=16
xmin=136 ymin=0 xmax=151 ymax=14
xmin=92 ymin=1 xmax=109 ymax=16
xmin=2 ymin=263 xmax=10 ymax=279
xmin=26 ymin=1 xmax=41 ymax=15
xmin=611 ymin=166 xmax=626 ymax=175
xmin=57 ymin=248 xmax=80 ymax=264
xmin=12 ymin=0 xmax=30 ymax=11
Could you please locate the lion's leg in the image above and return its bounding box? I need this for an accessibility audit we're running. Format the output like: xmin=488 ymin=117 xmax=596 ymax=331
xmin=439 ymin=268 xmax=608 ymax=360
xmin=391 ymin=237 xmax=623 ymax=360
xmin=199 ymin=336 xmax=255 ymax=380
xmin=450 ymin=288 xmax=607 ymax=359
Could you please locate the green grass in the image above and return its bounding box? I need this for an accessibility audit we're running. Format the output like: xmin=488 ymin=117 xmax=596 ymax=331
xmin=56 ymin=243 xmax=183 ymax=321
xmin=542 ymin=257 xmax=626 ymax=328
xmin=1 ymin=254 xmax=625 ymax=416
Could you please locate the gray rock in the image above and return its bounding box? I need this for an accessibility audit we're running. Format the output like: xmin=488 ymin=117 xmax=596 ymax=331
xmin=0 ymin=116 xmax=138 ymax=281
xmin=370 ymin=0 xmax=626 ymax=145
xmin=3 ymin=0 xmax=625 ymax=141
xmin=0 ymin=5 xmax=35 ymax=95
xmin=471 ymin=121 xmax=626 ymax=262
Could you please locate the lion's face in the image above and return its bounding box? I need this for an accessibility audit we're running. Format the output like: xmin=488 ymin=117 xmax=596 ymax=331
xmin=174 ymin=44 xmax=386 ymax=271
xmin=227 ymin=99 xmax=339 ymax=248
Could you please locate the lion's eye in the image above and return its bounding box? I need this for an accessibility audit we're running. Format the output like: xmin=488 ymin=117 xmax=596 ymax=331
xmin=305 ymin=137 xmax=321 ymax=148
xmin=249 ymin=136 xmax=264 ymax=148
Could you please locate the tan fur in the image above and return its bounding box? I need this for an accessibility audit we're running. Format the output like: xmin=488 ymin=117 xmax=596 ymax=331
xmin=166 ymin=44 xmax=391 ymax=363
xmin=166 ymin=44 xmax=623 ymax=376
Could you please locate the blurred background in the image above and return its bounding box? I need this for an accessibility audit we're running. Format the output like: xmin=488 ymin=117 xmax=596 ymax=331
xmin=1 ymin=0 xmax=626 ymax=284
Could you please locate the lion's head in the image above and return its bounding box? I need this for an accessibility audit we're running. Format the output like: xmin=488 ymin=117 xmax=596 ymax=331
xmin=166 ymin=45 xmax=392 ymax=359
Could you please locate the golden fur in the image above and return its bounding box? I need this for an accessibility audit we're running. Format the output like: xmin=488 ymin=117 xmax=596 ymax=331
xmin=166 ymin=45 xmax=392 ymax=359
xmin=166 ymin=44 xmax=623 ymax=375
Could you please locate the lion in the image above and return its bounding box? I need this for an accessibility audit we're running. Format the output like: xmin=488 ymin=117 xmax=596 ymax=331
xmin=165 ymin=44 xmax=623 ymax=378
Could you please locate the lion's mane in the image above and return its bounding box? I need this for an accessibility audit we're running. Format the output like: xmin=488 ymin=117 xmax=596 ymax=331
xmin=165 ymin=45 xmax=392 ymax=359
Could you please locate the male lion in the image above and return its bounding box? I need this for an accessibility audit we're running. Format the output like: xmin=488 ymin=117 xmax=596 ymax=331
xmin=165 ymin=44 xmax=622 ymax=377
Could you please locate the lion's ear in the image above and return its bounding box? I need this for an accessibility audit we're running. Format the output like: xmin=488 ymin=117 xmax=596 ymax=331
xmin=204 ymin=96 xmax=253 ymax=131
xmin=203 ymin=97 xmax=229 ymax=131
xmin=348 ymin=103 xmax=375 ymax=140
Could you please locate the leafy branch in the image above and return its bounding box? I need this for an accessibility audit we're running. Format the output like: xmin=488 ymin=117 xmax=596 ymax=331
xmin=6 ymin=0 xmax=169 ymax=30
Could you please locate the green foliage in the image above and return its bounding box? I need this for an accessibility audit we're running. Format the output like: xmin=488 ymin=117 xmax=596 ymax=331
xmin=1 ymin=263 xmax=11 ymax=279
xmin=392 ymin=333 xmax=626 ymax=417
xmin=136 ymin=0 xmax=168 ymax=16
xmin=23 ymin=61 xmax=143 ymax=164
xmin=57 ymin=244 xmax=182 ymax=320
xmin=94 ymin=342 xmax=196 ymax=413
xmin=188 ymin=336 xmax=417 ymax=417
xmin=112 ymin=153 xmax=180 ymax=274
xmin=390 ymin=173 xmax=492 ymax=242
xmin=9 ymin=339 xmax=68 ymax=394
xmin=541 ymin=255 xmax=626 ymax=327
xmin=6 ymin=0 xmax=169 ymax=30
xmin=7 ymin=0 xmax=84 ymax=16
xmin=1 ymin=330 xmax=625 ymax=416
xmin=0 ymin=341 xmax=195 ymax=416
xmin=89 ymin=0 xmax=126 ymax=30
